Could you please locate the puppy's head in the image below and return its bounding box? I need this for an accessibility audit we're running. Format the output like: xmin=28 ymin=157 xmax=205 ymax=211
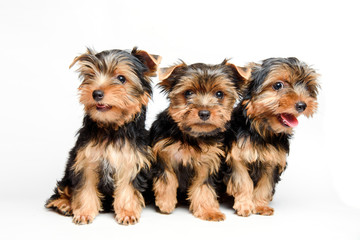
xmin=159 ymin=60 xmax=249 ymax=137
xmin=71 ymin=47 xmax=161 ymax=126
xmin=243 ymin=57 xmax=319 ymax=134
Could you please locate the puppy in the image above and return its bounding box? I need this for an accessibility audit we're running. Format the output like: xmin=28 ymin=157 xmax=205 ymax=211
xmin=46 ymin=48 xmax=161 ymax=225
xmin=225 ymin=57 xmax=319 ymax=216
xmin=150 ymin=60 xmax=249 ymax=221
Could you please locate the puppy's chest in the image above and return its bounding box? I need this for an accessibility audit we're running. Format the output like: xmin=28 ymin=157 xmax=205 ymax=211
xmin=74 ymin=140 xmax=148 ymax=174
xmin=162 ymin=141 xmax=224 ymax=169
xmin=231 ymin=138 xmax=287 ymax=167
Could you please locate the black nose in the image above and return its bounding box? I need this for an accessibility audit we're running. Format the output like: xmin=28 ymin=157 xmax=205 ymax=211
xmin=295 ymin=101 xmax=307 ymax=113
xmin=198 ymin=110 xmax=211 ymax=121
xmin=92 ymin=90 xmax=104 ymax=102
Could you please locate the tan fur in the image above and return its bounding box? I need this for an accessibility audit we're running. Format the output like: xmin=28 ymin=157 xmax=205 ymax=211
xmin=254 ymin=205 xmax=274 ymax=216
xmin=153 ymin=138 xmax=225 ymax=221
xmin=78 ymin=60 xmax=151 ymax=127
xmin=245 ymin=66 xmax=318 ymax=135
xmin=46 ymin=186 xmax=72 ymax=216
xmin=230 ymin=139 xmax=286 ymax=168
xmin=113 ymin=183 xmax=144 ymax=225
xmin=226 ymin=148 xmax=254 ymax=217
xmin=188 ymin=161 xmax=225 ymax=221
xmin=70 ymin=49 xmax=158 ymax=128
xmin=228 ymin=60 xmax=319 ymax=217
xmin=227 ymin=139 xmax=287 ymax=217
xmin=70 ymin=140 xmax=150 ymax=224
xmin=166 ymin=72 xmax=239 ymax=137
xmin=153 ymin=169 xmax=179 ymax=214
xmin=71 ymin=48 xmax=159 ymax=127
xmin=71 ymin=158 xmax=102 ymax=224
xmin=110 ymin=142 xmax=150 ymax=225
xmin=154 ymin=138 xmax=223 ymax=174
xmin=225 ymin=62 xmax=252 ymax=80
xmin=153 ymin=61 xmax=244 ymax=221
xmin=49 ymin=48 xmax=159 ymax=224
xmin=252 ymin=171 xmax=275 ymax=216
xmin=153 ymin=139 xmax=192 ymax=168
xmin=132 ymin=49 xmax=162 ymax=76
xmin=158 ymin=63 xmax=186 ymax=82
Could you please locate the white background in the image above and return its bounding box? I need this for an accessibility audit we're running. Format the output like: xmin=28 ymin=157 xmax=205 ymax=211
xmin=1 ymin=0 xmax=359 ymax=239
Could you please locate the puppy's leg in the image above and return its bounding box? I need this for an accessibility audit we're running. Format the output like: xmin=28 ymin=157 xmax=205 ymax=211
xmin=153 ymin=169 xmax=179 ymax=214
xmin=110 ymin=143 xmax=150 ymax=225
xmin=226 ymin=156 xmax=254 ymax=217
xmin=188 ymin=167 xmax=225 ymax=221
xmin=252 ymin=167 xmax=275 ymax=216
xmin=71 ymin=161 xmax=102 ymax=224
xmin=114 ymin=180 xmax=144 ymax=225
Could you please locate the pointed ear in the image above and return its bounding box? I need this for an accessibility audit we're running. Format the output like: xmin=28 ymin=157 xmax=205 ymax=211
xmin=131 ymin=48 xmax=162 ymax=77
xmin=69 ymin=55 xmax=83 ymax=69
xmin=158 ymin=63 xmax=184 ymax=81
xmin=158 ymin=63 xmax=186 ymax=92
xmin=226 ymin=62 xmax=252 ymax=81
xmin=69 ymin=48 xmax=96 ymax=69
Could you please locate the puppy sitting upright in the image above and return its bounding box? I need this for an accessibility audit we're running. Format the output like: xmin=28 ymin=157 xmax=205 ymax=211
xmin=225 ymin=57 xmax=319 ymax=217
xmin=46 ymin=48 xmax=161 ymax=225
xmin=150 ymin=61 xmax=248 ymax=221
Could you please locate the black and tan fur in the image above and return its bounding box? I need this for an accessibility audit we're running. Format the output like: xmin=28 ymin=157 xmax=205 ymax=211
xmin=150 ymin=61 xmax=249 ymax=221
xmin=225 ymin=57 xmax=319 ymax=216
xmin=46 ymin=47 xmax=161 ymax=225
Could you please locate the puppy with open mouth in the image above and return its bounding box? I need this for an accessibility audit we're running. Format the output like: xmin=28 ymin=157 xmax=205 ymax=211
xmin=46 ymin=47 xmax=161 ymax=225
xmin=225 ymin=57 xmax=319 ymax=217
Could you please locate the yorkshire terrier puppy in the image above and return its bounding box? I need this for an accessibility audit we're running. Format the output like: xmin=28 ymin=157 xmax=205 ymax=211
xmin=46 ymin=47 xmax=161 ymax=225
xmin=225 ymin=57 xmax=319 ymax=216
xmin=150 ymin=60 xmax=249 ymax=221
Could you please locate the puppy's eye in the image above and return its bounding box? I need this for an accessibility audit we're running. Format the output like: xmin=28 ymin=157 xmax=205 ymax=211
xmin=273 ymin=82 xmax=284 ymax=90
xmin=117 ymin=75 xmax=126 ymax=84
xmin=184 ymin=90 xmax=194 ymax=98
xmin=215 ymin=91 xmax=224 ymax=99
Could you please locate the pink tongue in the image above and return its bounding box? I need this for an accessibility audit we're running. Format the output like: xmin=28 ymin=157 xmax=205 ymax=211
xmin=281 ymin=113 xmax=298 ymax=127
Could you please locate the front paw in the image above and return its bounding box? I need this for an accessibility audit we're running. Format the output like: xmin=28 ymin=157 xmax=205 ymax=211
xmin=115 ymin=210 xmax=140 ymax=225
xmin=155 ymin=198 xmax=177 ymax=214
xmin=254 ymin=205 xmax=274 ymax=216
xmin=72 ymin=214 xmax=95 ymax=225
xmin=233 ymin=200 xmax=255 ymax=217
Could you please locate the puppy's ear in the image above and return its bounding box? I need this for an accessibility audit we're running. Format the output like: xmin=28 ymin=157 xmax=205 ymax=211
xmin=69 ymin=48 xmax=96 ymax=69
xmin=225 ymin=61 xmax=252 ymax=81
xmin=158 ymin=62 xmax=186 ymax=92
xmin=131 ymin=47 xmax=162 ymax=77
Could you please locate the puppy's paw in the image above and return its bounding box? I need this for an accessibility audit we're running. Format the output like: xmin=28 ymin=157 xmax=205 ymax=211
xmin=46 ymin=198 xmax=72 ymax=216
xmin=155 ymin=199 xmax=177 ymax=214
xmin=194 ymin=209 xmax=226 ymax=221
xmin=254 ymin=205 xmax=274 ymax=216
xmin=58 ymin=202 xmax=72 ymax=216
xmin=72 ymin=214 xmax=95 ymax=225
xmin=115 ymin=210 xmax=139 ymax=225
xmin=233 ymin=200 xmax=254 ymax=217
